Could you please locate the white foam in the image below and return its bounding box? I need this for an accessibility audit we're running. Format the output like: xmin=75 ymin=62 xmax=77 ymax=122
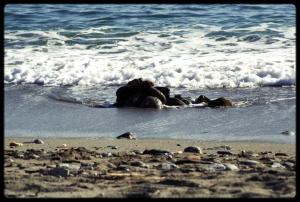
xmin=5 ymin=27 xmax=295 ymax=88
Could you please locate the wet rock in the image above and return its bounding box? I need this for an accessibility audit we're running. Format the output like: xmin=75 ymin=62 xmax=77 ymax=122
xmin=33 ymin=139 xmax=44 ymax=144
xmin=146 ymin=87 xmax=167 ymax=104
xmin=166 ymin=97 xmax=186 ymax=106
xmin=183 ymin=146 xmax=203 ymax=154
xmin=44 ymin=167 xmax=70 ymax=177
xmin=117 ymin=132 xmax=137 ymax=140
xmin=154 ymin=86 xmax=170 ymax=99
xmin=195 ymin=95 xmax=233 ymax=107
xmin=140 ymin=96 xmax=163 ymax=109
xmin=143 ymin=149 xmax=171 ymax=155
xmin=239 ymin=160 xmax=260 ymax=166
xmin=224 ymin=163 xmax=239 ymax=171
xmin=174 ymin=94 xmax=192 ymax=105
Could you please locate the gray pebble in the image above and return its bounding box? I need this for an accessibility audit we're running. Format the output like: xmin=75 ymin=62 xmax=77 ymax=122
xmin=59 ymin=163 xmax=80 ymax=171
xmin=239 ymin=160 xmax=260 ymax=166
xmin=183 ymin=146 xmax=203 ymax=154
xmin=211 ymin=163 xmax=227 ymax=171
xmin=157 ymin=163 xmax=179 ymax=171
xmin=224 ymin=163 xmax=239 ymax=171
xmin=271 ymin=162 xmax=285 ymax=169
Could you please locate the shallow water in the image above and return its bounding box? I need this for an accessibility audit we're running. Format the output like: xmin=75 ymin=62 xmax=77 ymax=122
xmin=4 ymin=85 xmax=295 ymax=143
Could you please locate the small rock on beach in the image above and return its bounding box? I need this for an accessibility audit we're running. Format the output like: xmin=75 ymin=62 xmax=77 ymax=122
xmin=117 ymin=132 xmax=137 ymax=140
xmin=183 ymin=146 xmax=203 ymax=154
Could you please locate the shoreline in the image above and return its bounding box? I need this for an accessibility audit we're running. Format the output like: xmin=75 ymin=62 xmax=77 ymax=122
xmin=5 ymin=137 xmax=296 ymax=155
xmin=4 ymin=137 xmax=296 ymax=198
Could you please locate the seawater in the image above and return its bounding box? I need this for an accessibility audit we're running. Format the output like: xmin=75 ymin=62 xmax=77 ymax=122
xmin=4 ymin=4 xmax=296 ymax=143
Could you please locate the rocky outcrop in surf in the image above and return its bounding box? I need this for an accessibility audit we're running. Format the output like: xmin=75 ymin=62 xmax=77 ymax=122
xmin=114 ymin=78 xmax=233 ymax=109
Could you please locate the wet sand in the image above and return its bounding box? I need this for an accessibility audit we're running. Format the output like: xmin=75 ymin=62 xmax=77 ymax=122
xmin=4 ymin=137 xmax=296 ymax=198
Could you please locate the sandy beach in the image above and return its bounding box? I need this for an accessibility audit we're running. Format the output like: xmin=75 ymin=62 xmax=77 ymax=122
xmin=4 ymin=137 xmax=296 ymax=198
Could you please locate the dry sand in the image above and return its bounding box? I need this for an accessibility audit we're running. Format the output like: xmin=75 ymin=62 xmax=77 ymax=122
xmin=4 ymin=137 xmax=296 ymax=198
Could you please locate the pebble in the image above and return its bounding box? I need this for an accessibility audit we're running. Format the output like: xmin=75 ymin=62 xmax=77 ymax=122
xmin=241 ymin=150 xmax=259 ymax=158
xmin=215 ymin=145 xmax=231 ymax=150
xmin=6 ymin=158 xmax=14 ymax=163
xmin=239 ymin=160 xmax=260 ymax=166
xmin=217 ymin=150 xmax=233 ymax=155
xmin=210 ymin=163 xmax=227 ymax=171
xmin=130 ymin=150 xmax=143 ymax=155
xmin=183 ymin=146 xmax=203 ymax=154
xmin=33 ymin=139 xmax=44 ymax=144
xmin=45 ymin=167 xmax=70 ymax=177
xmin=275 ymin=152 xmax=288 ymax=157
xmin=9 ymin=141 xmax=23 ymax=147
xmin=102 ymin=152 xmax=113 ymax=157
xmin=224 ymin=163 xmax=239 ymax=171
xmin=59 ymin=163 xmax=81 ymax=171
xmin=31 ymin=154 xmax=40 ymax=159
xmin=117 ymin=165 xmax=130 ymax=172
xmin=116 ymin=132 xmax=137 ymax=140
xmin=271 ymin=162 xmax=285 ymax=169
xmin=107 ymin=145 xmax=118 ymax=150
xmin=143 ymin=149 xmax=171 ymax=155
xmin=283 ymin=162 xmax=295 ymax=169
xmin=131 ymin=161 xmax=149 ymax=168
xmin=157 ymin=163 xmax=179 ymax=171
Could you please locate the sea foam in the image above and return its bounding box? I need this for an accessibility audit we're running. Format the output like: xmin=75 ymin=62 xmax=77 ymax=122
xmin=4 ymin=23 xmax=295 ymax=89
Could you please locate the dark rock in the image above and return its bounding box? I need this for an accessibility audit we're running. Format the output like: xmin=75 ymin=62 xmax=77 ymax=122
xmin=124 ymin=92 xmax=147 ymax=107
xmin=44 ymin=167 xmax=70 ymax=177
xmin=195 ymin=95 xmax=210 ymax=104
xmin=166 ymin=97 xmax=186 ymax=106
xmin=183 ymin=146 xmax=203 ymax=154
xmin=139 ymin=96 xmax=163 ymax=109
xmin=155 ymin=86 xmax=170 ymax=98
xmin=239 ymin=160 xmax=260 ymax=166
xmin=117 ymin=132 xmax=137 ymax=140
xmin=33 ymin=139 xmax=44 ymax=144
xmin=130 ymin=161 xmax=149 ymax=168
xmin=217 ymin=150 xmax=233 ymax=155
xmin=174 ymin=94 xmax=192 ymax=105
xmin=275 ymin=152 xmax=288 ymax=156
xmin=208 ymin=97 xmax=233 ymax=107
xmin=146 ymin=87 xmax=167 ymax=104
xmin=194 ymin=95 xmax=233 ymax=107
xmin=143 ymin=149 xmax=171 ymax=155
xmin=116 ymin=86 xmax=136 ymax=107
